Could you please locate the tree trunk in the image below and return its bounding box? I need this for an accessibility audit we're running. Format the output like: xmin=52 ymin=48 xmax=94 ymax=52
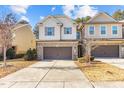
xmin=86 ymin=45 xmax=91 ymax=65
xmin=3 ymin=46 xmax=7 ymax=67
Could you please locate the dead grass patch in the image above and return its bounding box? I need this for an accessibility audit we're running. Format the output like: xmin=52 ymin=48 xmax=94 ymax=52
xmin=75 ymin=61 xmax=124 ymax=82
xmin=0 ymin=59 xmax=37 ymax=79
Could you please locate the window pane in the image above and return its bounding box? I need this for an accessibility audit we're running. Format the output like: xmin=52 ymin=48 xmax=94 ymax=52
xmin=64 ymin=27 xmax=72 ymax=34
xmin=113 ymin=26 xmax=117 ymax=30
xmin=77 ymin=32 xmax=80 ymax=39
xmin=89 ymin=26 xmax=94 ymax=35
xmin=112 ymin=26 xmax=117 ymax=34
xmin=101 ymin=26 xmax=106 ymax=35
xmin=45 ymin=27 xmax=54 ymax=36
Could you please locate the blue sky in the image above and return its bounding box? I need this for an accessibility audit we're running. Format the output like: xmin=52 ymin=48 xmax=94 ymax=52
xmin=0 ymin=5 xmax=124 ymax=28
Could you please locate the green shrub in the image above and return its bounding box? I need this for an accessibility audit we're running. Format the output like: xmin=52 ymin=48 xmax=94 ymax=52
xmin=32 ymin=49 xmax=37 ymax=59
xmin=24 ymin=48 xmax=33 ymax=61
xmin=0 ymin=54 xmax=3 ymax=61
xmin=15 ymin=54 xmax=25 ymax=58
xmin=24 ymin=48 xmax=37 ymax=61
xmin=6 ymin=48 xmax=16 ymax=59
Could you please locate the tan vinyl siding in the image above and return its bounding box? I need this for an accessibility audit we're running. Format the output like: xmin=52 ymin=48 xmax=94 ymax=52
xmin=12 ymin=25 xmax=36 ymax=54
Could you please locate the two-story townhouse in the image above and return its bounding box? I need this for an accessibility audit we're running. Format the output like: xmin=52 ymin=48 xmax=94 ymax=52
xmin=84 ymin=12 xmax=124 ymax=58
xmin=36 ymin=15 xmax=78 ymax=60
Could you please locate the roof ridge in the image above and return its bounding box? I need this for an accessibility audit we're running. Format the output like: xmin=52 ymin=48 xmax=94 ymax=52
xmin=52 ymin=15 xmax=63 ymax=24
xmin=39 ymin=15 xmax=62 ymax=24
xmin=87 ymin=12 xmax=117 ymax=23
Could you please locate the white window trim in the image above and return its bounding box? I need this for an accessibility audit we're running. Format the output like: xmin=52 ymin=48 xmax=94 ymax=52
xmin=45 ymin=27 xmax=55 ymax=36
xmin=88 ymin=25 xmax=95 ymax=36
xmin=111 ymin=25 xmax=118 ymax=36
xmin=100 ymin=25 xmax=107 ymax=36
xmin=64 ymin=27 xmax=72 ymax=35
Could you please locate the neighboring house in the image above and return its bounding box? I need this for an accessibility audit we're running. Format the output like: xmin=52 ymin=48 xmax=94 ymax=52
xmin=84 ymin=12 xmax=124 ymax=58
xmin=12 ymin=20 xmax=36 ymax=54
xmin=37 ymin=15 xmax=78 ymax=60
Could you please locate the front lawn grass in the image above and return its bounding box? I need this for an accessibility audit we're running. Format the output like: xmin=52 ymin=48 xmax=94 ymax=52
xmin=75 ymin=61 xmax=124 ymax=82
xmin=0 ymin=59 xmax=37 ymax=79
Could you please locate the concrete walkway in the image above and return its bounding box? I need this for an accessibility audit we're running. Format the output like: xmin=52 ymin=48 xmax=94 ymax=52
xmin=0 ymin=60 xmax=93 ymax=88
xmin=96 ymin=58 xmax=124 ymax=69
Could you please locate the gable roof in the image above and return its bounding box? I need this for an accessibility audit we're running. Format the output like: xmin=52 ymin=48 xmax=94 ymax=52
xmin=13 ymin=19 xmax=31 ymax=30
xmin=87 ymin=12 xmax=117 ymax=23
xmin=38 ymin=15 xmax=76 ymax=25
xmin=13 ymin=24 xmax=30 ymax=31
xmin=12 ymin=21 xmax=32 ymax=31
xmin=53 ymin=15 xmax=76 ymax=24
xmin=39 ymin=15 xmax=62 ymax=24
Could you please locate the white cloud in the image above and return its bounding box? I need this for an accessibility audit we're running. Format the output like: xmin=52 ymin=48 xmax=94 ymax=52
xmin=20 ymin=16 xmax=29 ymax=22
xmin=40 ymin=16 xmax=44 ymax=20
xmin=51 ymin=7 xmax=56 ymax=12
xmin=62 ymin=5 xmax=98 ymax=19
xmin=62 ymin=5 xmax=74 ymax=17
xmin=75 ymin=5 xmax=98 ymax=18
xmin=10 ymin=5 xmax=30 ymax=14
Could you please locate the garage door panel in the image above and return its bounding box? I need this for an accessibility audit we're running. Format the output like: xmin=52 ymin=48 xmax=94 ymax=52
xmin=91 ymin=45 xmax=119 ymax=57
xmin=44 ymin=47 xmax=72 ymax=60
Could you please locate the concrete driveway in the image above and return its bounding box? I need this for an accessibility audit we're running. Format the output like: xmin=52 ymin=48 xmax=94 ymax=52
xmin=96 ymin=58 xmax=124 ymax=69
xmin=0 ymin=60 xmax=93 ymax=88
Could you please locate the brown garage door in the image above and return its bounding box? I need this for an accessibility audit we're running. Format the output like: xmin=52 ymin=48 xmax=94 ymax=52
xmin=44 ymin=47 xmax=72 ymax=60
xmin=91 ymin=45 xmax=119 ymax=57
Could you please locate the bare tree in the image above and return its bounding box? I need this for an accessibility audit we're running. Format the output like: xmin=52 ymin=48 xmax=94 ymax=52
xmin=33 ymin=24 xmax=39 ymax=39
xmin=83 ymin=38 xmax=99 ymax=64
xmin=0 ymin=13 xmax=17 ymax=67
xmin=80 ymin=23 xmax=99 ymax=64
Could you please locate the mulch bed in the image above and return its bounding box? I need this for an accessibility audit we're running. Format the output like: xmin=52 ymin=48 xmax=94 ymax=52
xmin=75 ymin=61 xmax=124 ymax=82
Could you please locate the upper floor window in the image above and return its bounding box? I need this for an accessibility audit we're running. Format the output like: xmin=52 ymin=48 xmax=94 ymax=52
xmin=45 ymin=27 xmax=54 ymax=36
xmin=89 ymin=26 xmax=94 ymax=35
xmin=112 ymin=26 xmax=118 ymax=35
xmin=100 ymin=25 xmax=106 ymax=35
xmin=64 ymin=27 xmax=72 ymax=34
xmin=77 ymin=32 xmax=80 ymax=39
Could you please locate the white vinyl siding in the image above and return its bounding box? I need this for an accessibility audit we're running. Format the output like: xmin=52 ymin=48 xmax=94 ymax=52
xmin=39 ymin=16 xmax=77 ymax=40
